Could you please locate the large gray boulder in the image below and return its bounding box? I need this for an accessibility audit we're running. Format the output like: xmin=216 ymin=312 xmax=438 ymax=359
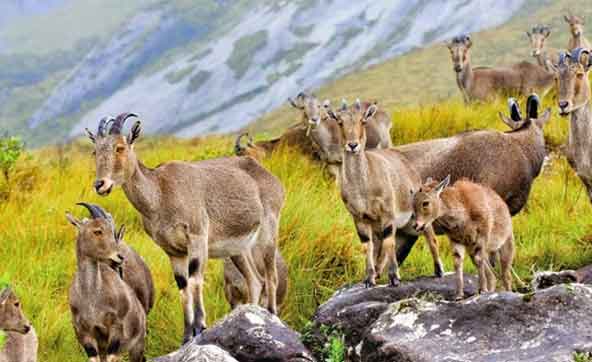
xmin=156 ymin=305 xmax=315 ymax=362
xmin=361 ymin=284 xmax=592 ymax=362
xmin=306 ymin=274 xmax=478 ymax=360
xmin=154 ymin=344 xmax=238 ymax=362
xmin=531 ymin=264 xmax=592 ymax=290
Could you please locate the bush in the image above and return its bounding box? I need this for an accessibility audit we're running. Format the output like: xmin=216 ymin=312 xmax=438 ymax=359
xmin=0 ymin=135 xmax=24 ymax=182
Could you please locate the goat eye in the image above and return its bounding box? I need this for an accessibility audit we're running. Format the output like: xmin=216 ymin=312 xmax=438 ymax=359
xmin=14 ymin=302 xmax=19 ymax=308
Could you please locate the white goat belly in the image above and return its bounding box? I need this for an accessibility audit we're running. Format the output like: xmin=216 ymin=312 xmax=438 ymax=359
xmin=208 ymin=227 xmax=260 ymax=258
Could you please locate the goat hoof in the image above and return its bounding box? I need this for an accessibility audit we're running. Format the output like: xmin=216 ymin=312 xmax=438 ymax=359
xmin=193 ymin=326 xmax=206 ymax=337
xmin=434 ymin=262 xmax=445 ymax=278
xmin=364 ymin=277 xmax=376 ymax=288
xmin=389 ymin=276 xmax=401 ymax=287
xmin=454 ymin=294 xmax=464 ymax=301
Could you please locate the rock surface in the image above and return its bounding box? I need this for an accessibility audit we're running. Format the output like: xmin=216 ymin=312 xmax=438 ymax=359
xmin=153 ymin=344 xmax=239 ymax=362
xmin=362 ymin=284 xmax=592 ymax=362
xmin=532 ymin=264 xmax=592 ymax=290
xmin=156 ymin=305 xmax=315 ymax=362
xmin=306 ymin=274 xmax=478 ymax=359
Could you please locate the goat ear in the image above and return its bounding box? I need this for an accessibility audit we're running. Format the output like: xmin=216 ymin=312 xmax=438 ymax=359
xmin=327 ymin=108 xmax=340 ymax=123
xmin=526 ymin=31 xmax=531 ymax=38
xmin=85 ymin=128 xmax=96 ymax=144
xmin=535 ymin=108 xmax=552 ymax=128
xmin=288 ymin=98 xmax=304 ymax=110
xmin=434 ymin=175 xmax=451 ymax=196
xmin=66 ymin=213 xmax=82 ymax=229
xmin=116 ymin=225 xmax=126 ymax=242
xmin=364 ymin=104 xmax=378 ymax=122
xmin=127 ymin=121 xmax=142 ymax=145
xmin=565 ymin=15 xmax=571 ymax=23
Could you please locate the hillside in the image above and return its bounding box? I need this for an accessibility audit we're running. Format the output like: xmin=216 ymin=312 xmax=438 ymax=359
xmin=251 ymin=0 xmax=590 ymax=135
xmin=0 ymin=0 xmax=528 ymax=146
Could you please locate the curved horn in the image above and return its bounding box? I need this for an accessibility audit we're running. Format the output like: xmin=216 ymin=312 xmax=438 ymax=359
xmin=526 ymin=94 xmax=540 ymax=119
xmin=76 ymin=202 xmax=109 ymax=219
xmin=558 ymin=51 xmax=568 ymax=66
xmin=341 ymin=99 xmax=348 ymax=112
xmin=97 ymin=116 xmax=115 ymax=137
xmin=234 ymin=133 xmax=249 ymax=154
xmin=109 ymin=113 xmax=138 ymax=135
xmin=508 ymin=98 xmax=522 ymax=122
xmin=355 ymin=99 xmax=362 ymax=112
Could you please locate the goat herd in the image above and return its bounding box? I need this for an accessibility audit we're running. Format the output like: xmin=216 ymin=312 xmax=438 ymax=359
xmin=2 ymin=14 xmax=592 ymax=362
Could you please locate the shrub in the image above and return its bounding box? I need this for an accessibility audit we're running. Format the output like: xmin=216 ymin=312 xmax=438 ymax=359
xmin=0 ymin=135 xmax=24 ymax=182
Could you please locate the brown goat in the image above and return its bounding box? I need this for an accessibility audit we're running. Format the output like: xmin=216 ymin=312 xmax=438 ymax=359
xmin=328 ymin=101 xmax=444 ymax=287
xmin=395 ymin=95 xmax=551 ymax=266
xmin=67 ymin=203 xmax=151 ymax=362
xmin=224 ymin=250 xmax=289 ymax=310
xmin=555 ymin=48 xmax=592 ymax=203
xmin=447 ymin=35 xmax=554 ymax=103
xmin=527 ymin=25 xmax=560 ymax=72
xmin=0 ymin=288 xmax=37 ymax=362
xmin=412 ymin=177 xmax=515 ymax=300
xmin=87 ymin=113 xmax=285 ymax=344
xmin=565 ymin=14 xmax=591 ymax=50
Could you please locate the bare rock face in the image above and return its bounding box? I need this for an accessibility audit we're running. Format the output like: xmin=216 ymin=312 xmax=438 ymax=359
xmin=153 ymin=344 xmax=239 ymax=362
xmin=306 ymin=274 xmax=478 ymax=360
xmin=361 ymin=285 xmax=592 ymax=362
xmin=531 ymin=264 xmax=592 ymax=290
xmin=155 ymin=305 xmax=315 ymax=362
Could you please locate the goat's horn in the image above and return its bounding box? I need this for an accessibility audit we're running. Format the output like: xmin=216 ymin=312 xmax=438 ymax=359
xmin=97 ymin=116 xmax=115 ymax=137
xmin=235 ymin=133 xmax=249 ymax=153
xmin=508 ymin=98 xmax=522 ymax=122
xmin=77 ymin=202 xmax=109 ymax=219
xmin=109 ymin=113 xmax=138 ymax=135
xmin=526 ymin=94 xmax=540 ymax=119
xmin=355 ymin=99 xmax=362 ymax=111
xmin=558 ymin=52 xmax=568 ymax=65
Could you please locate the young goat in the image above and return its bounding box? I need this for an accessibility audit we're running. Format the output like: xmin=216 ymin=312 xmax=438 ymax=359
xmin=67 ymin=203 xmax=151 ymax=362
xmin=87 ymin=113 xmax=284 ymax=344
xmin=0 ymin=288 xmax=37 ymax=362
xmin=223 ymin=250 xmax=289 ymax=310
xmin=412 ymin=176 xmax=515 ymax=300
xmin=527 ymin=25 xmax=559 ymax=73
xmin=327 ymin=101 xmax=444 ymax=287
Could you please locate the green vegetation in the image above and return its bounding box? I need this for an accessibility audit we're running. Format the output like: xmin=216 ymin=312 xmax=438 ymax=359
xmin=2 ymin=94 xmax=592 ymax=361
xmin=0 ymin=135 xmax=24 ymax=182
xmin=574 ymin=352 xmax=592 ymax=362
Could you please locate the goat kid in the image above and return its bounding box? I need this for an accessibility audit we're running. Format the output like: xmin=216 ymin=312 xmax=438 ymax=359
xmin=0 ymin=288 xmax=37 ymax=362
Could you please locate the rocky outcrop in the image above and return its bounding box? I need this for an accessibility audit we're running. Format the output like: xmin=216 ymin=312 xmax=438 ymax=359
xmin=156 ymin=305 xmax=315 ymax=362
xmin=532 ymin=264 xmax=592 ymax=290
xmin=362 ymin=284 xmax=592 ymax=362
xmin=153 ymin=344 xmax=239 ymax=362
xmin=306 ymin=274 xmax=478 ymax=359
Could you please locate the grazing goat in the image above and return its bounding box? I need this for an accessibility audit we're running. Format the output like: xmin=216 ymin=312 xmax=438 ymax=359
xmin=0 ymin=288 xmax=37 ymax=362
xmin=395 ymin=95 xmax=551 ymax=266
xmin=86 ymin=113 xmax=285 ymax=344
xmin=527 ymin=25 xmax=559 ymax=72
xmin=412 ymin=177 xmax=515 ymax=300
xmin=327 ymin=101 xmax=444 ymax=287
xmin=565 ymin=14 xmax=591 ymax=51
xmin=224 ymin=250 xmax=288 ymax=310
xmin=67 ymin=203 xmax=150 ymax=362
xmin=447 ymin=35 xmax=554 ymax=102
xmin=555 ymin=48 xmax=592 ymax=203
xmin=234 ymin=133 xmax=266 ymax=161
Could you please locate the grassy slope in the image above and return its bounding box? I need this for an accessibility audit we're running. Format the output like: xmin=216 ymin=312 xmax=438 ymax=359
xmin=2 ymin=96 xmax=592 ymax=361
xmin=251 ymin=0 xmax=591 ymax=135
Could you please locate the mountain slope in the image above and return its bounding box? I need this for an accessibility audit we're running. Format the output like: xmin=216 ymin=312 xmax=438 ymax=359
xmin=1 ymin=0 xmax=527 ymax=146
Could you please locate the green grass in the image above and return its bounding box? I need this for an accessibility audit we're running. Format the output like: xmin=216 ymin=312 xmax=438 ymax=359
xmin=1 ymin=95 xmax=592 ymax=361
xmin=574 ymin=352 xmax=592 ymax=362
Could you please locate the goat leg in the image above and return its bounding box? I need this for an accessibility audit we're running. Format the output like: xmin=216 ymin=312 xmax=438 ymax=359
xmin=170 ymin=255 xmax=193 ymax=345
xmin=423 ymin=225 xmax=444 ymax=277
xmin=453 ymin=243 xmax=466 ymax=300
xmin=188 ymin=234 xmax=208 ymax=336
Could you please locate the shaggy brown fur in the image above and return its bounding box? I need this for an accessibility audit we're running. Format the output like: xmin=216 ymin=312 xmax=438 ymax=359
xmin=565 ymin=14 xmax=591 ymax=50
xmin=0 ymin=289 xmax=37 ymax=362
xmin=448 ymin=35 xmax=554 ymax=103
xmin=413 ymin=177 xmax=515 ymax=300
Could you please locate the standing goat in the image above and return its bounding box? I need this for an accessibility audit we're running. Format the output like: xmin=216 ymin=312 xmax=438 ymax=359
xmin=565 ymin=14 xmax=591 ymax=51
xmin=555 ymin=48 xmax=592 ymax=203
xmin=412 ymin=176 xmax=515 ymax=300
xmin=224 ymin=250 xmax=289 ymax=310
xmin=327 ymin=101 xmax=444 ymax=287
xmin=0 ymin=288 xmax=37 ymax=362
xmin=67 ymin=203 xmax=151 ymax=362
xmin=394 ymin=95 xmax=551 ymax=267
xmin=447 ymin=35 xmax=554 ymax=103
xmin=86 ymin=113 xmax=284 ymax=344
xmin=527 ymin=25 xmax=559 ymax=73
